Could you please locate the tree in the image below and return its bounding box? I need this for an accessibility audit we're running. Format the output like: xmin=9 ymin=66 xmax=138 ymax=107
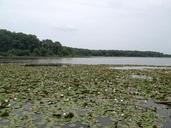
xmin=0 ymin=29 xmax=169 ymax=57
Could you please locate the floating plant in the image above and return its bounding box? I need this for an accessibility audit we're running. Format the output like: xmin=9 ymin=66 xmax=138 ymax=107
xmin=0 ymin=64 xmax=170 ymax=127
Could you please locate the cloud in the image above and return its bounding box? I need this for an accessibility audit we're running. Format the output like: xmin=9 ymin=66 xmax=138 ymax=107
xmin=53 ymin=25 xmax=78 ymax=32
xmin=0 ymin=0 xmax=171 ymax=53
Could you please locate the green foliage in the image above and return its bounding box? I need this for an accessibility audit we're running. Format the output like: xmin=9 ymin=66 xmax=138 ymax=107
xmin=0 ymin=29 xmax=62 ymax=57
xmin=0 ymin=29 xmax=170 ymax=57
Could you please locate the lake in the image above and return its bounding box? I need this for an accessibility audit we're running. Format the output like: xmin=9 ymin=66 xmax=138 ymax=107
xmin=0 ymin=57 xmax=171 ymax=66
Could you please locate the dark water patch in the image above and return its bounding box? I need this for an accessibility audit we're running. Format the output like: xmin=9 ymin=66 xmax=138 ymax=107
xmin=23 ymin=101 xmax=32 ymax=111
xmin=136 ymin=100 xmax=171 ymax=128
xmin=78 ymin=108 xmax=91 ymax=116
xmin=11 ymin=101 xmax=32 ymax=116
xmin=163 ymin=117 xmax=171 ymax=128
xmin=34 ymin=123 xmax=47 ymax=128
xmin=0 ymin=119 xmax=10 ymax=127
xmin=63 ymin=121 xmax=90 ymax=128
xmin=97 ymin=117 xmax=113 ymax=127
xmin=32 ymin=113 xmax=43 ymax=123
xmin=136 ymin=100 xmax=171 ymax=118
xmin=10 ymin=101 xmax=23 ymax=117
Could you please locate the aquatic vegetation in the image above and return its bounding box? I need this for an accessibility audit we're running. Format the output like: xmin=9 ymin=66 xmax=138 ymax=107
xmin=0 ymin=64 xmax=170 ymax=127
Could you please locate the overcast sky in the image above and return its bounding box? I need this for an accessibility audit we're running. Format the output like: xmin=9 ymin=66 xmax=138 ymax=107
xmin=0 ymin=0 xmax=171 ymax=54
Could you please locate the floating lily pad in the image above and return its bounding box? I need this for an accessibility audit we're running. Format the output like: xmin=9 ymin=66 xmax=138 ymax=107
xmin=0 ymin=64 xmax=170 ymax=127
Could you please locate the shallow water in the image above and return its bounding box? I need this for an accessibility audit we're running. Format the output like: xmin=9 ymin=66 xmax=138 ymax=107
xmin=97 ymin=117 xmax=113 ymax=127
xmin=0 ymin=64 xmax=170 ymax=128
xmin=63 ymin=122 xmax=90 ymax=128
xmin=5 ymin=99 xmax=171 ymax=128
xmin=164 ymin=118 xmax=171 ymax=128
xmin=110 ymin=66 xmax=171 ymax=70
xmin=6 ymin=101 xmax=113 ymax=128
xmin=136 ymin=100 xmax=171 ymax=128
xmin=0 ymin=119 xmax=10 ymax=127
xmin=130 ymin=75 xmax=153 ymax=80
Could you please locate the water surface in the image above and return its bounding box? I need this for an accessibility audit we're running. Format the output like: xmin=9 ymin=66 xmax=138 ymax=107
xmin=0 ymin=57 xmax=171 ymax=66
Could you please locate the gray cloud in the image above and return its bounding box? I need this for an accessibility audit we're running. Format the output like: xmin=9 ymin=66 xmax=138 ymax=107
xmin=0 ymin=0 xmax=171 ymax=54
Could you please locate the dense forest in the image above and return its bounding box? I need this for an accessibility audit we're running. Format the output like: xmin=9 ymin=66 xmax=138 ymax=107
xmin=0 ymin=29 xmax=170 ymax=57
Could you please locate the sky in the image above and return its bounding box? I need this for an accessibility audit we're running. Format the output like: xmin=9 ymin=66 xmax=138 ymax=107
xmin=0 ymin=0 xmax=171 ymax=54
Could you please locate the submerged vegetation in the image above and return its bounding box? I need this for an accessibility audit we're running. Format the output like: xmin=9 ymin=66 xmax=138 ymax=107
xmin=0 ymin=64 xmax=171 ymax=127
xmin=0 ymin=29 xmax=170 ymax=57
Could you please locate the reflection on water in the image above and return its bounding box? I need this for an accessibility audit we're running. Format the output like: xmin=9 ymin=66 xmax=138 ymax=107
xmin=130 ymin=75 xmax=153 ymax=80
xmin=0 ymin=57 xmax=171 ymax=65
xmin=110 ymin=66 xmax=171 ymax=70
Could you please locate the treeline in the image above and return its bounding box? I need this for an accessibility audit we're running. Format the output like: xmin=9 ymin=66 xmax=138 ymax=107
xmin=63 ymin=47 xmax=170 ymax=57
xmin=0 ymin=29 xmax=170 ymax=57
